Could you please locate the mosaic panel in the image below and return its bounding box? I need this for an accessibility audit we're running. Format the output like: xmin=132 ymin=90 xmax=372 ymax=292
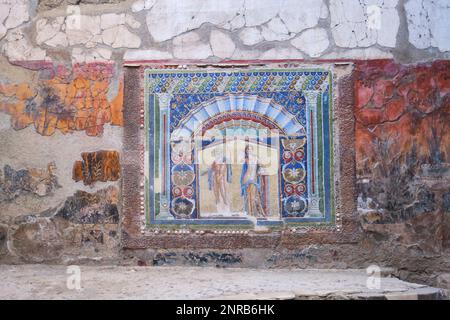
xmin=145 ymin=68 xmax=334 ymax=226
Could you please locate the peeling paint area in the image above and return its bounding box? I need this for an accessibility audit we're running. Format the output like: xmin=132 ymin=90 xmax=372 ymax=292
xmin=73 ymin=150 xmax=120 ymax=185
xmin=0 ymin=63 xmax=123 ymax=136
xmin=0 ymin=162 xmax=60 ymax=201
xmin=355 ymin=60 xmax=450 ymax=170
xmin=355 ymin=60 xmax=450 ymax=225
xmin=55 ymin=185 xmax=119 ymax=224
xmin=4 ymin=186 xmax=120 ymax=262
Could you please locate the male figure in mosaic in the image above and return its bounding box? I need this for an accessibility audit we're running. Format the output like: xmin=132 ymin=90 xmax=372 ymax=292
xmin=207 ymin=148 xmax=232 ymax=207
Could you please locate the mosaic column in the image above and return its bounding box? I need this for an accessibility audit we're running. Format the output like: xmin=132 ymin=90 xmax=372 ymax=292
xmin=305 ymin=91 xmax=321 ymax=217
xmin=157 ymin=93 xmax=173 ymax=220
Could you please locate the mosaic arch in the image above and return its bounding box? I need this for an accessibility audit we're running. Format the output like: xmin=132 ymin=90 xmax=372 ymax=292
xmin=145 ymin=68 xmax=334 ymax=226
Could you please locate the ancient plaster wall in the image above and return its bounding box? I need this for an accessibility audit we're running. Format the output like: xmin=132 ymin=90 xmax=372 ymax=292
xmin=0 ymin=0 xmax=449 ymax=286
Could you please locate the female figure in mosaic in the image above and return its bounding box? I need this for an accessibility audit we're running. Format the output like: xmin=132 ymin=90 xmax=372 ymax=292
xmin=240 ymin=145 xmax=266 ymax=217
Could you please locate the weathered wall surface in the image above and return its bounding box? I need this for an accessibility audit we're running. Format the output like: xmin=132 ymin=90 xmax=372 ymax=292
xmin=0 ymin=0 xmax=449 ymax=286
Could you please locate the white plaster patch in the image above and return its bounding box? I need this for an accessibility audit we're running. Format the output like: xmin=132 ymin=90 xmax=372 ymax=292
xmin=210 ymin=29 xmax=235 ymax=59
xmin=259 ymin=46 xmax=303 ymax=60
xmin=239 ymin=27 xmax=263 ymax=46
xmin=405 ymin=0 xmax=450 ymax=52
xmin=35 ymin=13 xmax=142 ymax=50
xmin=132 ymin=0 xmax=156 ymax=12
xmin=3 ymin=30 xmax=48 ymax=61
xmin=3 ymin=0 xmax=29 ymax=29
xmin=66 ymin=15 xmax=102 ymax=46
xmin=226 ymin=13 xmax=245 ymax=31
xmin=231 ymin=48 xmax=261 ymax=60
xmin=322 ymin=47 xmax=394 ymax=59
xmin=124 ymin=49 xmax=173 ymax=60
xmin=278 ymin=0 xmax=324 ymax=34
xmin=0 ymin=0 xmax=29 ymax=40
xmin=320 ymin=0 xmax=329 ymax=19
xmin=243 ymin=0 xmax=279 ymax=27
xmin=144 ymin=0 xmax=326 ymax=43
xmin=36 ymin=19 xmax=59 ymax=45
xmin=291 ymin=28 xmax=329 ymax=57
xmin=261 ymin=17 xmax=293 ymax=41
xmin=100 ymin=13 xmax=141 ymax=30
xmin=0 ymin=113 xmax=11 ymax=132
xmin=71 ymin=47 xmax=112 ymax=63
xmin=102 ymin=25 xmax=141 ymax=48
xmin=146 ymin=0 xmax=244 ymax=42
xmin=125 ymin=14 xmax=141 ymax=29
xmin=172 ymin=31 xmax=212 ymax=59
xmin=100 ymin=13 xmax=126 ymax=30
xmin=330 ymin=0 xmax=399 ymax=48
xmin=46 ymin=32 xmax=69 ymax=48
xmin=36 ymin=18 xmax=68 ymax=47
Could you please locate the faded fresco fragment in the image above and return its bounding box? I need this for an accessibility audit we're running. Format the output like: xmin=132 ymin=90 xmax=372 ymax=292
xmin=355 ymin=60 xmax=450 ymax=223
xmin=0 ymin=162 xmax=60 ymax=202
xmin=0 ymin=63 xmax=123 ymax=136
xmin=8 ymin=186 xmax=120 ymax=262
xmin=72 ymin=150 xmax=121 ymax=186
xmin=55 ymin=185 xmax=119 ymax=224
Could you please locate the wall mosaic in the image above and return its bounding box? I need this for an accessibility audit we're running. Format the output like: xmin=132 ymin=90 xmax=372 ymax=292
xmin=145 ymin=68 xmax=334 ymax=226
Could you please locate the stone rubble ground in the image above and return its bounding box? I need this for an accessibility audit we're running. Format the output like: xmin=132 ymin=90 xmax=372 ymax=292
xmin=0 ymin=265 xmax=447 ymax=300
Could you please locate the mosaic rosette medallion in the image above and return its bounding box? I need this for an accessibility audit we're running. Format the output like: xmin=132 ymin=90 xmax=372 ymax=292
xmin=145 ymin=68 xmax=334 ymax=226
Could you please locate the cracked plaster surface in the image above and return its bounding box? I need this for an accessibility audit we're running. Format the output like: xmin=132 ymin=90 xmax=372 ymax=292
xmin=0 ymin=0 xmax=447 ymax=66
xmin=405 ymin=0 xmax=450 ymax=52
xmin=0 ymin=0 xmax=30 ymax=40
xmin=330 ymin=0 xmax=399 ymax=48
xmin=36 ymin=13 xmax=141 ymax=50
xmin=144 ymin=0 xmax=327 ymax=43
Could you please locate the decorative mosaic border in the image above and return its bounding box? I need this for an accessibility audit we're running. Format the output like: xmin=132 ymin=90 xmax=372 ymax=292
xmin=144 ymin=67 xmax=335 ymax=227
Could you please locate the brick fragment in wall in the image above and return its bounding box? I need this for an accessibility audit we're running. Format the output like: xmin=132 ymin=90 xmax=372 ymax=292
xmin=73 ymin=150 xmax=120 ymax=186
xmin=0 ymin=162 xmax=60 ymax=202
xmin=55 ymin=185 xmax=119 ymax=224
xmin=0 ymin=63 xmax=124 ymax=136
